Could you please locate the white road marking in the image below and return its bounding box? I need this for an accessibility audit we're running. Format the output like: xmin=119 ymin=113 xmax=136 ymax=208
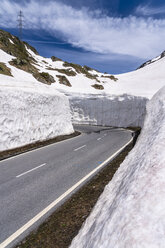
xmin=0 ymin=136 xmax=133 ymax=248
xmin=16 ymin=163 xmax=46 ymax=178
xmin=0 ymin=132 xmax=82 ymax=164
xmin=74 ymin=145 xmax=86 ymax=151
xmin=97 ymin=138 xmax=102 ymax=141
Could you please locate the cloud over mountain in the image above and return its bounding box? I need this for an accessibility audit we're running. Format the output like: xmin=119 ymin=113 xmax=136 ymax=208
xmin=1 ymin=0 xmax=165 ymax=59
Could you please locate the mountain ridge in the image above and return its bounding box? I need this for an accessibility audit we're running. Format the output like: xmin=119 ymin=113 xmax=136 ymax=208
xmin=0 ymin=29 xmax=118 ymax=88
xmin=137 ymin=50 xmax=165 ymax=69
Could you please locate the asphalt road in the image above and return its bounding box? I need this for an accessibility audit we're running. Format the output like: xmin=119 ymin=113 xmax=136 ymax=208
xmin=0 ymin=125 xmax=132 ymax=248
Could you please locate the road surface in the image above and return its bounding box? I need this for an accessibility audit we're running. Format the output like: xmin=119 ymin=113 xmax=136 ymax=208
xmin=0 ymin=125 xmax=132 ymax=248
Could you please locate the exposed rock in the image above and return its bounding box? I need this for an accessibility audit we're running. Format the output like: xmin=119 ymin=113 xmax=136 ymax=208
xmin=56 ymin=75 xmax=72 ymax=87
xmin=33 ymin=72 xmax=55 ymax=85
xmin=101 ymin=75 xmax=118 ymax=81
xmin=0 ymin=62 xmax=12 ymax=76
xmin=91 ymin=84 xmax=104 ymax=90
xmin=55 ymin=68 xmax=76 ymax=76
xmin=138 ymin=50 xmax=165 ymax=69
xmin=51 ymin=56 xmax=62 ymax=62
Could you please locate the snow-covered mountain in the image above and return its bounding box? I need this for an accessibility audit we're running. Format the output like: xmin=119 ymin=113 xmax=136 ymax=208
xmin=0 ymin=29 xmax=118 ymax=94
xmin=0 ymin=28 xmax=164 ymax=99
xmin=0 ymin=28 xmax=165 ymax=149
xmin=138 ymin=50 xmax=165 ymax=69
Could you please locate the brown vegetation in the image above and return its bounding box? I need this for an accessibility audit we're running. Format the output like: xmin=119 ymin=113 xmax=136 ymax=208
xmin=0 ymin=62 xmax=12 ymax=76
xmin=92 ymin=84 xmax=104 ymax=90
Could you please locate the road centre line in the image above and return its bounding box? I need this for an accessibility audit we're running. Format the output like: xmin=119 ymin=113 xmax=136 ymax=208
xmin=0 ymin=136 xmax=133 ymax=248
xmin=97 ymin=135 xmax=106 ymax=140
xmin=16 ymin=163 xmax=46 ymax=178
xmin=74 ymin=145 xmax=86 ymax=151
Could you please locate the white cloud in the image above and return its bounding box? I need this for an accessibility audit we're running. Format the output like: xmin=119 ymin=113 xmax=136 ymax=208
xmin=136 ymin=5 xmax=165 ymax=16
xmin=1 ymin=0 xmax=165 ymax=59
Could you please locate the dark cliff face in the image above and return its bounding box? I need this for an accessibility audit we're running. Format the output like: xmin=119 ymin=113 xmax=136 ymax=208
xmin=137 ymin=50 xmax=165 ymax=70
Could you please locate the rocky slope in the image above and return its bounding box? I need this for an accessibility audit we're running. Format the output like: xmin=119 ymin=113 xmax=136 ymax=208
xmin=137 ymin=50 xmax=165 ymax=69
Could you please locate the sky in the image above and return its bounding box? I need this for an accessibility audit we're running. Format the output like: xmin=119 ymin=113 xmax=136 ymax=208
xmin=0 ymin=0 xmax=165 ymax=74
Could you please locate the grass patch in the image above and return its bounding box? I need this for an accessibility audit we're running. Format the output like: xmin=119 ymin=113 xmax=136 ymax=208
xmin=0 ymin=29 xmax=42 ymax=80
xmin=0 ymin=131 xmax=80 ymax=161
xmin=9 ymin=58 xmax=38 ymax=76
xmin=51 ymin=56 xmax=62 ymax=62
xmin=101 ymin=75 xmax=118 ymax=81
xmin=63 ymin=62 xmax=99 ymax=80
xmin=42 ymin=60 xmax=48 ymax=64
xmin=83 ymin=65 xmax=93 ymax=71
xmin=55 ymin=68 xmax=77 ymax=76
xmin=85 ymin=73 xmax=99 ymax=81
xmin=56 ymin=75 xmax=72 ymax=87
xmin=15 ymin=142 xmax=133 ymax=248
xmin=0 ymin=29 xmax=38 ymax=61
xmin=33 ymin=72 xmax=55 ymax=85
xmin=92 ymin=84 xmax=104 ymax=90
xmin=63 ymin=62 xmax=85 ymax=73
xmin=0 ymin=62 xmax=12 ymax=76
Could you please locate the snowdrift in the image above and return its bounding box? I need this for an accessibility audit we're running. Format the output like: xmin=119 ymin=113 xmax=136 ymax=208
xmin=69 ymin=93 xmax=148 ymax=127
xmin=0 ymin=84 xmax=73 ymax=152
xmin=70 ymin=86 xmax=165 ymax=248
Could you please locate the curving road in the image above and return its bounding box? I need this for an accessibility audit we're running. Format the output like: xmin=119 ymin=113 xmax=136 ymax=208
xmin=0 ymin=125 xmax=133 ymax=248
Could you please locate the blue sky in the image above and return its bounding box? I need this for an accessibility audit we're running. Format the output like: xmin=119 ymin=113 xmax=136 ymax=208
xmin=1 ymin=0 xmax=165 ymax=74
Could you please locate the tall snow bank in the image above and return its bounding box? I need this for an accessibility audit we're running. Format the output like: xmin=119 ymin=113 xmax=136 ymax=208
xmin=70 ymin=86 xmax=165 ymax=248
xmin=69 ymin=94 xmax=148 ymax=127
xmin=0 ymin=85 xmax=73 ymax=151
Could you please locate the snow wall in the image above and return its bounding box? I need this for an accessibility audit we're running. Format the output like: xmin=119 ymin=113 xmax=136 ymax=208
xmin=70 ymin=86 xmax=165 ymax=248
xmin=0 ymin=87 xmax=74 ymax=151
xmin=69 ymin=94 xmax=148 ymax=127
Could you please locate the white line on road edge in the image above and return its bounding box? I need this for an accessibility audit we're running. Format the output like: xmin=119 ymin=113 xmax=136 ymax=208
xmin=16 ymin=163 xmax=46 ymax=178
xmin=74 ymin=145 xmax=86 ymax=151
xmin=0 ymin=137 xmax=133 ymax=248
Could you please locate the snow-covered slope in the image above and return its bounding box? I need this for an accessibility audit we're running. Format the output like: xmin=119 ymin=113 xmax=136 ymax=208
xmin=24 ymin=46 xmax=165 ymax=99
xmin=1 ymin=28 xmax=164 ymax=99
xmin=115 ymin=56 xmax=165 ymax=98
xmin=138 ymin=50 xmax=165 ymax=70
xmin=70 ymin=85 xmax=165 ymax=248
xmin=1 ymin=28 xmax=165 ymax=133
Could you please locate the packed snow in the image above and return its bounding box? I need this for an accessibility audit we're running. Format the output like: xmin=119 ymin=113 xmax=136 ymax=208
xmin=0 ymin=86 xmax=73 ymax=151
xmin=0 ymin=50 xmax=73 ymax=151
xmin=69 ymin=93 xmax=147 ymax=127
xmin=70 ymin=86 xmax=165 ymax=248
